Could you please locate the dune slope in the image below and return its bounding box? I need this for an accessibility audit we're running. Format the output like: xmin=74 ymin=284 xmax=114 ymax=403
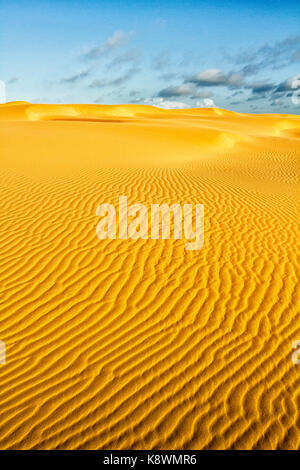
xmin=0 ymin=103 xmax=299 ymax=449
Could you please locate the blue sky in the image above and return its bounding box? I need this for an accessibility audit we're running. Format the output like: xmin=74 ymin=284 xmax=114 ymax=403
xmin=1 ymin=0 xmax=300 ymax=112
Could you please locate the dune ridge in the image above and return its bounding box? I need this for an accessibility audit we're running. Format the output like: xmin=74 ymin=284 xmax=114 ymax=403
xmin=0 ymin=102 xmax=299 ymax=449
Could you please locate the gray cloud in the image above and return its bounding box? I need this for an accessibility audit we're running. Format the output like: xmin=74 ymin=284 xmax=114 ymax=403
xmin=233 ymin=35 xmax=300 ymax=74
xmin=107 ymin=48 xmax=141 ymax=69
xmin=89 ymin=67 xmax=140 ymax=88
xmin=239 ymin=63 xmax=262 ymax=77
xmin=152 ymin=51 xmax=172 ymax=71
xmin=158 ymin=84 xmax=196 ymax=97
xmin=129 ymin=90 xmax=139 ymax=97
xmin=158 ymin=72 xmax=180 ymax=81
xmin=158 ymin=83 xmax=212 ymax=99
xmin=270 ymin=98 xmax=282 ymax=107
xmin=230 ymin=90 xmax=243 ymax=97
xmin=186 ymin=69 xmax=244 ymax=88
xmin=60 ymin=70 xmax=90 ymax=84
xmin=249 ymin=82 xmax=275 ymax=94
xmin=275 ymin=73 xmax=300 ymax=93
xmin=247 ymin=94 xmax=267 ymax=102
xmin=7 ymin=77 xmax=19 ymax=85
xmin=81 ymin=30 xmax=132 ymax=60
xmin=292 ymin=49 xmax=300 ymax=63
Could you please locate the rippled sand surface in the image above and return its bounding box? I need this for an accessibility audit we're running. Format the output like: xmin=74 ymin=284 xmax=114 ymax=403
xmin=0 ymin=102 xmax=299 ymax=449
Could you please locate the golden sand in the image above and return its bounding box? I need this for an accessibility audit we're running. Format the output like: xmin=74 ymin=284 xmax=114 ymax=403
xmin=0 ymin=101 xmax=299 ymax=449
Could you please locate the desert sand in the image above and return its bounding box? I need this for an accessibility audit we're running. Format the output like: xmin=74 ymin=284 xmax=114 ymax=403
xmin=0 ymin=101 xmax=299 ymax=449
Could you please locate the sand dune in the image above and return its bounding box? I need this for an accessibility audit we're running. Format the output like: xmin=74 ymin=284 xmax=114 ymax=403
xmin=0 ymin=102 xmax=299 ymax=449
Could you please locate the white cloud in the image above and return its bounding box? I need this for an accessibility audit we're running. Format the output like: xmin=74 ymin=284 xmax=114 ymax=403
xmin=196 ymin=98 xmax=216 ymax=107
xmin=144 ymin=97 xmax=187 ymax=109
xmin=276 ymin=73 xmax=300 ymax=91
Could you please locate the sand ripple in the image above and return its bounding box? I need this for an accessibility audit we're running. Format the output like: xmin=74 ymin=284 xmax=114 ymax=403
xmin=0 ymin=103 xmax=299 ymax=449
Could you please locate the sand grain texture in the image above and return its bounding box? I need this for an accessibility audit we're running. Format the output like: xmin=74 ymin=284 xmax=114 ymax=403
xmin=0 ymin=102 xmax=299 ymax=449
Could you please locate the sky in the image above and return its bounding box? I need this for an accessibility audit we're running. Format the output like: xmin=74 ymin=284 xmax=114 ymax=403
xmin=1 ymin=0 xmax=300 ymax=113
